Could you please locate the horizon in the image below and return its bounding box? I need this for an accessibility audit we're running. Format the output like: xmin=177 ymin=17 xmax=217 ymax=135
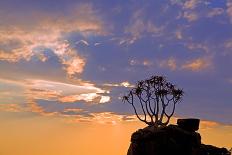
xmin=0 ymin=0 xmax=232 ymax=154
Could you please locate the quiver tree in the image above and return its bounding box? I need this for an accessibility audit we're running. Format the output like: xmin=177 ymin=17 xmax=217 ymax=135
xmin=123 ymin=75 xmax=183 ymax=127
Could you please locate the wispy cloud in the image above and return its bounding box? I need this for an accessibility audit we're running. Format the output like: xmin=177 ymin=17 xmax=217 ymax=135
xmin=103 ymin=81 xmax=135 ymax=88
xmin=0 ymin=104 xmax=25 ymax=112
xmin=158 ymin=57 xmax=177 ymax=71
xmin=75 ymin=40 xmax=90 ymax=46
xmin=158 ymin=57 xmax=212 ymax=72
xmin=207 ymin=8 xmax=224 ymax=17
xmin=183 ymin=11 xmax=198 ymax=22
xmin=175 ymin=30 xmax=183 ymax=39
xmin=224 ymin=39 xmax=232 ymax=50
xmin=227 ymin=0 xmax=232 ymax=23
xmin=181 ymin=57 xmax=212 ymax=71
xmin=129 ymin=59 xmax=153 ymax=67
xmin=26 ymin=79 xmax=110 ymax=104
xmin=200 ymin=120 xmax=220 ymax=130
xmin=123 ymin=9 xmax=164 ymax=45
xmin=172 ymin=0 xmax=200 ymax=22
xmin=183 ymin=0 xmax=200 ymax=10
xmin=185 ymin=42 xmax=209 ymax=53
xmin=64 ymin=112 xmax=137 ymax=124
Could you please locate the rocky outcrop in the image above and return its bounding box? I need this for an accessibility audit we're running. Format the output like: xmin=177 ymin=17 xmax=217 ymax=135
xmin=127 ymin=119 xmax=231 ymax=155
xmin=199 ymin=144 xmax=230 ymax=155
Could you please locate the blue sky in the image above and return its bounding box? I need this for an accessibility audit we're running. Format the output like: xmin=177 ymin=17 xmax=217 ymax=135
xmin=0 ymin=0 xmax=232 ymax=125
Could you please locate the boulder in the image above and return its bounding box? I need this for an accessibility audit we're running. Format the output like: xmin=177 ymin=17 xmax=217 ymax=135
xmin=177 ymin=118 xmax=200 ymax=132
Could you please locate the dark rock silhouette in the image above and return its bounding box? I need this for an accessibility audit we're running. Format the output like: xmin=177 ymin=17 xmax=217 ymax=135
xmin=127 ymin=118 xmax=231 ymax=155
xmin=199 ymin=144 xmax=230 ymax=155
xmin=177 ymin=118 xmax=200 ymax=132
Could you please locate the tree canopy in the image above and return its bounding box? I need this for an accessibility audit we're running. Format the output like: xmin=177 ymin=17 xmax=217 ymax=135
xmin=123 ymin=75 xmax=183 ymax=126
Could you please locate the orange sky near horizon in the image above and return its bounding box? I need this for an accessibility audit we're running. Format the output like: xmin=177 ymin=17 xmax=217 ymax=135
xmin=0 ymin=112 xmax=231 ymax=155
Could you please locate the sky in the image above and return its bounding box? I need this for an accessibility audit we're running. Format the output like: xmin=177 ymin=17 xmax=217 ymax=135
xmin=0 ymin=0 xmax=232 ymax=154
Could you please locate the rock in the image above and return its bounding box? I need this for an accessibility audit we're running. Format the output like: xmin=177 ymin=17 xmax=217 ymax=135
xmin=128 ymin=125 xmax=201 ymax=155
xmin=199 ymin=144 xmax=231 ymax=155
xmin=177 ymin=118 xmax=200 ymax=132
xmin=127 ymin=119 xmax=231 ymax=155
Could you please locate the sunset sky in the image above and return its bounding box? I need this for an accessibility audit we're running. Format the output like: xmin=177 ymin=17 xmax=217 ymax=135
xmin=0 ymin=0 xmax=232 ymax=154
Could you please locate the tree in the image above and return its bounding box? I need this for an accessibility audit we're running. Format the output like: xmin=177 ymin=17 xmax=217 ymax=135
xmin=123 ymin=75 xmax=183 ymax=127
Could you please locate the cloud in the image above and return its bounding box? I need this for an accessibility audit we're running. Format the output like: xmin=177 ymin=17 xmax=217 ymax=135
xmin=143 ymin=60 xmax=153 ymax=66
xmin=27 ymin=99 xmax=54 ymax=116
xmin=200 ymin=120 xmax=220 ymax=130
xmin=0 ymin=78 xmax=111 ymax=118
xmin=185 ymin=42 xmax=209 ymax=53
xmin=0 ymin=78 xmax=134 ymax=124
xmin=228 ymin=79 xmax=232 ymax=84
xmin=0 ymin=104 xmax=25 ymax=112
xmin=207 ymin=8 xmax=224 ymax=17
xmin=26 ymin=79 xmax=110 ymax=104
xmin=123 ymin=9 xmax=164 ymax=44
xmin=0 ymin=3 xmax=105 ymax=77
xmin=94 ymin=42 xmax=101 ymax=46
xmin=175 ymin=30 xmax=183 ymax=39
xmin=227 ymin=0 xmax=232 ymax=23
xmin=172 ymin=0 xmax=199 ymax=22
xmin=225 ymin=39 xmax=232 ymax=49
xmin=59 ymin=47 xmax=86 ymax=76
xmin=158 ymin=57 xmax=177 ymax=71
xmin=181 ymin=57 xmax=211 ymax=71
xmin=129 ymin=59 xmax=138 ymax=66
xmin=129 ymin=59 xmax=153 ymax=67
xmin=88 ymin=112 xmax=124 ymax=124
xmin=75 ymin=40 xmax=89 ymax=46
xmin=0 ymin=77 xmax=111 ymax=105
xmin=64 ymin=113 xmax=230 ymax=126
xmin=0 ymin=34 xmax=86 ymax=76
xmin=0 ymin=79 xmax=26 ymax=105
xmin=183 ymin=0 xmax=200 ymax=10
xmin=58 ymin=93 xmax=110 ymax=104
xmin=183 ymin=11 xmax=198 ymax=22
xmin=127 ymin=56 xmax=212 ymax=72
xmin=63 ymin=108 xmax=84 ymax=113
xmin=125 ymin=19 xmax=163 ymax=39
xmin=64 ymin=112 xmax=137 ymax=124
xmin=175 ymin=0 xmax=226 ymax=22
xmin=103 ymin=81 xmax=135 ymax=88
xmin=60 ymin=108 xmax=88 ymax=117
xmin=158 ymin=57 xmax=212 ymax=72
xmin=0 ymin=78 xmax=22 ymax=84
xmin=171 ymin=0 xmax=201 ymax=10
xmin=100 ymin=96 xmax=111 ymax=103
xmin=0 ymin=93 xmax=133 ymax=124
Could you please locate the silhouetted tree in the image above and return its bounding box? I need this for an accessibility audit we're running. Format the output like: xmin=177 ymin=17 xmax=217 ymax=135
xmin=123 ymin=75 xmax=183 ymax=126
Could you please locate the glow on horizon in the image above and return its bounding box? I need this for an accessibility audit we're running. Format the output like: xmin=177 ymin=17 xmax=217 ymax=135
xmin=0 ymin=113 xmax=231 ymax=155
